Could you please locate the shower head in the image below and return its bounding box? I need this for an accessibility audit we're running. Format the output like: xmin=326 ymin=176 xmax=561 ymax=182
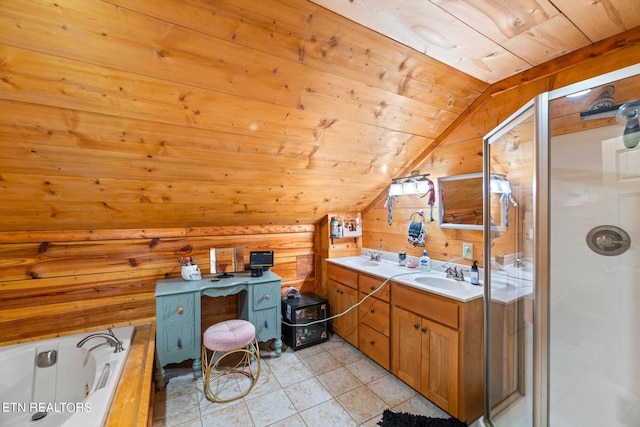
xmin=616 ymin=100 xmax=640 ymax=148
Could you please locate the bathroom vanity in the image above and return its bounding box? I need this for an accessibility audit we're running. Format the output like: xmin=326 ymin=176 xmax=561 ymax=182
xmin=326 ymin=257 xmax=485 ymax=422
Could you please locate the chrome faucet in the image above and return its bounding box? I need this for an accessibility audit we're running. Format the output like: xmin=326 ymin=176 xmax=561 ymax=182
xmin=445 ymin=266 xmax=465 ymax=281
xmin=77 ymin=328 xmax=124 ymax=353
xmin=366 ymin=251 xmax=381 ymax=261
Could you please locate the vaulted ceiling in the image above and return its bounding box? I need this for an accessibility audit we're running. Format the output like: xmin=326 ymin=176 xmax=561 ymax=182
xmin=1 ymin=0 xmax=639 ymax=231
xmin=312 ymin=0 xmax=640 ymax=83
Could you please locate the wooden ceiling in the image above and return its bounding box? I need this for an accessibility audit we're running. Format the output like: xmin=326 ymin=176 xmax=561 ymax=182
xmin=0 ymin=0 xmax=639 ymax=231
xmin=311 ymin=0 xmax=640 ymax=83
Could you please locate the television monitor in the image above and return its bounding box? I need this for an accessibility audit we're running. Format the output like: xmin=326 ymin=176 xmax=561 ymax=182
xmin=250 ymin=251 xmax=274 ymax=270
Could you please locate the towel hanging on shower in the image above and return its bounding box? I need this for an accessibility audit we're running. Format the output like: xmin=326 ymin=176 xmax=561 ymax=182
xmin=407 ymin=210 xmax=427 ymax=247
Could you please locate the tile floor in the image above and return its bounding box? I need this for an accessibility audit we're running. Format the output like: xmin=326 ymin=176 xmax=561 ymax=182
xmin=152 ymin=334 xmax=459 ymax=426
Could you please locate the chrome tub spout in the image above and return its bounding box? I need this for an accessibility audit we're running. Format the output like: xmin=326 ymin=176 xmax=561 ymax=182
xmin=77 ymin=328 xmax=124 ymax=353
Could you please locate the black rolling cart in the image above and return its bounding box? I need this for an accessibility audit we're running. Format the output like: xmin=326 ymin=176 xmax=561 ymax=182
xmin=281 ymin=292 xmax=330 ymax=351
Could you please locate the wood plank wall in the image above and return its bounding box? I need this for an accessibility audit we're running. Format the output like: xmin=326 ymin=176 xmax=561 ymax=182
xmin=0 ymin=225 xmax=315 ymax=344
xmin=362 ymin=28 xmax=640 ymax=267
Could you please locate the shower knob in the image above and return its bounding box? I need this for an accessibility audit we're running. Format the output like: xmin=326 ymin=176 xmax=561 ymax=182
xmin=586 ymin=225 xmax=630 ymax=256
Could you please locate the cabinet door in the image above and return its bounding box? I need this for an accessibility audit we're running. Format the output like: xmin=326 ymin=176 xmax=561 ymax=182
xmin=391 ymin=306 xmax=422 ymax=390
xmin=327 ymin=279 xmax=358 ymax=346
xmin=422 ymin=319 xmax=459 ymax=417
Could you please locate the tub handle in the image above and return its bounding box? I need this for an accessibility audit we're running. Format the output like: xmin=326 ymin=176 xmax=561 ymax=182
xmin=96 ymin=363 xmax=111 ymax=391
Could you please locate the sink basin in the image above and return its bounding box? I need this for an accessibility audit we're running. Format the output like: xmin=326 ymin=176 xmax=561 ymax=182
xmin=503 ymin=265 xmax=533 ymax=281
xmin=414 ymin=276 xmax=460 ymax=289
xmin=344 ymin=258 xmax=379 ymax=267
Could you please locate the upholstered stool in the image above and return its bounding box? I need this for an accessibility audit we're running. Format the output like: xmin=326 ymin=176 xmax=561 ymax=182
xmin=201 ymin=319 xmax=261 ymax=403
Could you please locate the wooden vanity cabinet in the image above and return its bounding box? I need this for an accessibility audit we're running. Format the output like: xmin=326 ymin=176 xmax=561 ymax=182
xmin=358 ymin=273 xmax=391 ymax=369
xmin=391 ymin=283 xmax=483 ymax=422
xmin=326 ymin=263 xmax=359 ymax=347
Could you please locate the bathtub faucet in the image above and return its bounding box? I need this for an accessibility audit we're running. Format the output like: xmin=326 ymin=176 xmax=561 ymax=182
xmin=77 ymin=328 xmax=124 ymax=353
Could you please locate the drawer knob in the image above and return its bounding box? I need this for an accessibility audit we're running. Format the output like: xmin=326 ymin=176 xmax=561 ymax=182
xmin=370 ymin=309 xmax=375 ymax=314
xmin=414 ymin=324 xmax=419 ymax=329
xmin=370 ymin=286 xmax=375 ymax=291
xmin=421 ymin=327 xmax=427 ymax=333
xmin=264 ymin=320 xmax=268 ymax=328
xmin=177 ymin=307 xmax=183 ymax=315
xmin=264 ymin=294 xmax=270 ymax=300
xmin=370 ymin=340 xmax=375 ymax=346
xmin=178 ymin=338 xmax=182 ymax=350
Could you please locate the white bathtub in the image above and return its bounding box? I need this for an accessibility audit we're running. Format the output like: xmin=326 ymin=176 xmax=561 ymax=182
xmin=0 ymin=326 xmax=135 ymax=427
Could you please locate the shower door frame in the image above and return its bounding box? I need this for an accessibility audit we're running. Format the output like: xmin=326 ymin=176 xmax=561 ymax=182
xmin=482 ymin=62 xmax=640 ymax=427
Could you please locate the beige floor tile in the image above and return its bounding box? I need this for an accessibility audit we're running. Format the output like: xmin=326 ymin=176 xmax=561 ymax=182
xmin=156 ymin=375 xmax=201 ymax=427
xmin=245 ymin=388 xmax=297 ymax=427
xmin=200 ymin=402 xmax=253 ymax=426
xmin=294 ymin=343 xmax=327 ymax=360
xmin=366 ymin=373 xmax=417 ymax=407
xmin=267 ymin=352 xmax=315 ymax=388
xmin=302 ymin=351 xmax=342 ymax=376
xmin=345 ymin=357 xmax=388 ymax=384
xmin=317 ymin=366 xmax=364 ymax=396
xmin=266 ymin=413 xmax=307 ymax=427
xmin=299 ymin=399 xmax=358 ymax=427
xmin=196 ymin=375 xmax=245 ymax=416
xmin=284 ymin=377 xmax=333 ymax=412
xmin=321 ymin=334 xmax=345 ymax=349
xmin=392 ymin=394 xmax=449 ymax=418
xmin=326 ymin=341 xmax=365 ymax=366
xmin=336 ymin=384 xmax=389 ymax=424
xmin=236 ymin=360 xmax=281 ymax=400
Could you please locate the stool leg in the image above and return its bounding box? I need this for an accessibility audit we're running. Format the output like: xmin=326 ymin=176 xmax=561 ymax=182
xmin=202 ymin=338 xmax=261 ymax=403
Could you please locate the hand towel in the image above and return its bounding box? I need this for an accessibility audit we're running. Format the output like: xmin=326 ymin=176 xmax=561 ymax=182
xmin=407 ymin=221 xmax=426 ymax=247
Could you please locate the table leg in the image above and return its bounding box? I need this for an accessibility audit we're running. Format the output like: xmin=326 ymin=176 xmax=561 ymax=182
xmin=192 ymin=357 xmax=202 ymax=378
xmin=274 ymin=337 xmax=283 ymax=356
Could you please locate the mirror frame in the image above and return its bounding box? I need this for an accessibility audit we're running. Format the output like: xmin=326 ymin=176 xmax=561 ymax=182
xmin=438 ymin=172 xmax=483 ymax=230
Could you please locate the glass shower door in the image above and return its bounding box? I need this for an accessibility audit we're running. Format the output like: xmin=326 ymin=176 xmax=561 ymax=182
xmin=483 ymin=101 xmax=537 ymax=427
xmin=546 ymin=71 xmax=640 ymax=427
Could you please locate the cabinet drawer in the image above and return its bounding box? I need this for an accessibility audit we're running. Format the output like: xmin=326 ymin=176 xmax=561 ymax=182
xmin=327 ymin=263 xmax=358 ymax=289
xmin=359 ymin=324 xmax=389 ymax=370
xmin=392 ymin=283 xmax=459 ymax=330
xmin=161 ymin=322 xmax=196 ymax=355
xmin=358 ymin=292 xmax=390 ymax=336
xmin=253 ymin=282 xmax=279 ymax=310
xmin=359 ymin=274 xmax=390 ymax=302
xmin=254 ymin=308 xmax=279 ymax=342
xmin=159 ymin=294 xmax=195 ymax=322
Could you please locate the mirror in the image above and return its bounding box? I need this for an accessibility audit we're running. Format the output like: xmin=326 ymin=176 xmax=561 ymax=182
xmin=210 ymin=247 xmax=245 ymax=277
xmin=438 ymin=173 xmax=483 ymax=230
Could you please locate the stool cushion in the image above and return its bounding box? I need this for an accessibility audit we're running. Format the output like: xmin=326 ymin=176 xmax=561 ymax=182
xmin=203 ymin=319 xmax=256 ymax=352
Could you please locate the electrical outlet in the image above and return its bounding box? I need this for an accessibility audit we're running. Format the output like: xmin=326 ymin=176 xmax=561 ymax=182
xmin=462 ymin=243 xmax=473 ymax=259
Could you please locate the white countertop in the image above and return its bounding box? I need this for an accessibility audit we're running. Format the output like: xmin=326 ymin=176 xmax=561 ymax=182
xmin=327 ymin=255 xmax=532 ymax=304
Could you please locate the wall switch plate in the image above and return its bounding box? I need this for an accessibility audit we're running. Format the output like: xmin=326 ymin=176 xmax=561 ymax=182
xmin=463 ymin=243 xmax=473 ymax=259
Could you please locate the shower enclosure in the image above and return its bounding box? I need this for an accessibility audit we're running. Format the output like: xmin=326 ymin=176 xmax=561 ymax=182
xmin=481 ymin=64 xmax=640 ymax=427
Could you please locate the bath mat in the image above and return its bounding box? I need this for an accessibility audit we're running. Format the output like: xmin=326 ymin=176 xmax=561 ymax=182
xmin=377 ymin=409 xmax=468 ymax=427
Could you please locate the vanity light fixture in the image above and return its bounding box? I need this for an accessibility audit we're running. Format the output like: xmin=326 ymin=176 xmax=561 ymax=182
xmin=388 ymin=173 xmax=431 ymax=196
xmin=490 ymin=174 xmax=511 ymax=194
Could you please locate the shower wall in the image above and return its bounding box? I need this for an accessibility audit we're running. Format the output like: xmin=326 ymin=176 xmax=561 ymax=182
xmin=549 ymin=125 xmax=640 ymax=426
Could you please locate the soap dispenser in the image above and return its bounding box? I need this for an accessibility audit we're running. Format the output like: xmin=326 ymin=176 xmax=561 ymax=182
xmin=470 ymin=260 xmax=480 ymax=285
xmin=419 ymin=250 xmax=431 ymax=271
